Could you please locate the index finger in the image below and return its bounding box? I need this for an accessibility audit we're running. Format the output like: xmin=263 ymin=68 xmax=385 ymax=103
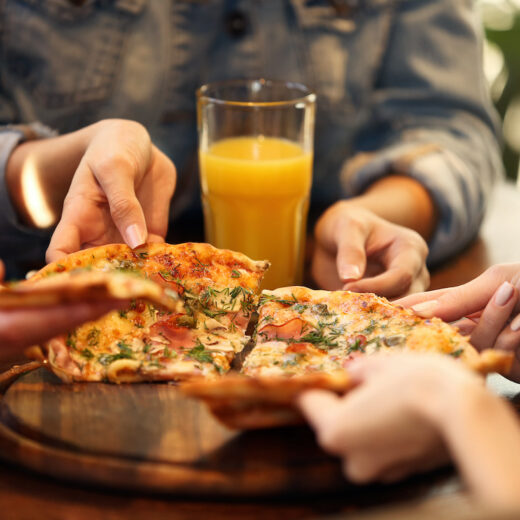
xmin=46 ymin=219 xmax=81 ymax=263
xmin=88 ymin=158 xmax=148 ymax=248
xmin=400 ymin=269 xmax=515 ymax=320
xmin=344 ymin=249 xmax=426 ymax=298
xmin=335 ymin=222 xmax=367 ymax=283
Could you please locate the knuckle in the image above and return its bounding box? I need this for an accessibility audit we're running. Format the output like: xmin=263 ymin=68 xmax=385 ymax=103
xmin=157 ymin=154 xmax=177 ymax=190
xmin=110 ymin=196 xmax=139 ymax=219
xmin=395 ymin=270 xmax=414 ymax=290
xmin=320 ymin=201 xmax=365 ymax=230
xmin=102 ymin=118 xmax=149 ymax=139
xmin=95 ymin=153 xmax=139 ymax=178
xmin=418 ymin=239 xmax=429 ymax=258
xmin=497 ymin=334 xmax=520 ymax=352
xmin=486 ymin=264 xmax=506 ymax=280
xmin=404 ymin=231 xmax=428 ymax=253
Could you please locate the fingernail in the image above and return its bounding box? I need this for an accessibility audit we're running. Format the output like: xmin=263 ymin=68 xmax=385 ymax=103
xmin=340 ymin=265 xmax=361 ymax=282
xmin=411 ymin=300 xmax=438 ymax=317
xmin=495 ymin=282 xmax=514 ymax=306
xmin=125 ymin=224 xmax=146 ymax=249
xmin=511 ymin=313 xmax=520 ymax=332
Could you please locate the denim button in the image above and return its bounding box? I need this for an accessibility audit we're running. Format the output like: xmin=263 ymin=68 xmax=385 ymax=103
xmin=225 ymin=10 xmax=248 ymax=38
xmin=329 ymin=0 xmax=359 ymax=17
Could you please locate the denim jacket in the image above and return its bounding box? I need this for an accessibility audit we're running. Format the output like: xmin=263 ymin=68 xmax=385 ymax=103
xmin=0 ymin=0 xmax=503 ymax=277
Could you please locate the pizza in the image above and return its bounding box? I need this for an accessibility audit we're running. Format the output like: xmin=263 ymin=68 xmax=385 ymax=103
xmin=7 ymin=242 xmax=513 ymax=430
xmin=0 ymin=270 xmax=183 ymax=312
xmin=244 ymin=287 xmax=510 ymax=375
xmin=182 ymin=286 xmax=513 ymax=429
xmin=21 ymin=242 xmax=269 ymax=383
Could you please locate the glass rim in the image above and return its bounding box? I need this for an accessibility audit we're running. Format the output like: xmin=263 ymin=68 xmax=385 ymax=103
xmin=196 ymin=78 xmax=316 ymax=108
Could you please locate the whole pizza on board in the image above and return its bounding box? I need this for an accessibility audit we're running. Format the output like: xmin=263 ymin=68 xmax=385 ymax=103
xmin=0 ymin=242 xmax=512 ymax=429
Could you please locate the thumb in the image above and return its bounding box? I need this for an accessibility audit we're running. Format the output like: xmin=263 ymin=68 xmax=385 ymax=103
xmin=46 ymin=220 xmax=81 ymax=263
xmin=297 ymin=389 xmax=342 ymax=428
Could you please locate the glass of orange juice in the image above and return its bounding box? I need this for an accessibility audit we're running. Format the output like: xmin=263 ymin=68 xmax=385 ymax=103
xmin=197 ymin=79 xmax=316 ymax=289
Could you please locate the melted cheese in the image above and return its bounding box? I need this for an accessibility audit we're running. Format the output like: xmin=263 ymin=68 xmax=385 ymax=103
xmin=244 ymin=287 xmax=471 ymax=377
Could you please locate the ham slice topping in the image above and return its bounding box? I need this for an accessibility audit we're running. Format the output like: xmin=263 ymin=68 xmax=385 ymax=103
xmin=149 ymin=321 xmax=196 ymax=350
xmin=258 ymin=317 xmax=307 ymax=341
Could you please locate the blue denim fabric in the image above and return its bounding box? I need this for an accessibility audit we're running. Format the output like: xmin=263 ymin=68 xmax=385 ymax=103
xmin=0 ymin=0 xmax=503 ymax=277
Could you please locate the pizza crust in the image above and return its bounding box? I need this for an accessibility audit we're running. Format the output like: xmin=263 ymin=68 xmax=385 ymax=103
xmin=0 ymin=270 xmax=183 ymax=312
xmin=30 ymin=242 xmax=270 ymax=284
xmin=182 ymin=372 xmax=354 ymax=430
xmin=182 ymin=347 xmax=513 ymax=430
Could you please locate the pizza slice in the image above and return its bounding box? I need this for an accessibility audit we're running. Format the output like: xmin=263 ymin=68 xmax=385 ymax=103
xmin=244 ymin=287 xmax=512 ymax=376
xmin=26 ymin=242 xmax=269 ymax=383
xmin=0 ymin=270 xmax=182 ymax=312
xmin=183 ymin=286 xmax=513 ymax=429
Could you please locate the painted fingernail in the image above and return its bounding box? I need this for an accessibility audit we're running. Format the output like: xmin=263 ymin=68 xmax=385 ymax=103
xmin=340 ymin=265 xmax=361 ymax=281
xmin=495 ymin=282 xmax=514 ymax=306
xmin=125 ymin=224 xmax=146 ymax=249
xmin=411 ymin=300 xmax=438 ymax=317
xmin=511 ymin=313 xmax=520 ymax=332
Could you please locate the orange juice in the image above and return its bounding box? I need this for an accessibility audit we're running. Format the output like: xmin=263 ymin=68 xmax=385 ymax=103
xmin=199 ymin=136 xmax=312 ymax=289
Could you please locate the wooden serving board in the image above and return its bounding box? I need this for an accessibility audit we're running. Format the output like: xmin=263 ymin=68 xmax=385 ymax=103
xmin=0 ymin=365 xmax=352 ymax=496
xmin=0 ymin=365 xmax=459 ymax=500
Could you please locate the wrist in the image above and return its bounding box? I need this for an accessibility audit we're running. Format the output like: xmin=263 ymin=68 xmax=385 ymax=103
xmin=348 ymin=175 xmax=437 ymax=239
xmin=5 ymin=140 xmax=42 ymax=227
xmin=5 ymin=126 xmax=94 ymax=228
xmin=405 ymin=368 xmax=486 ymax=436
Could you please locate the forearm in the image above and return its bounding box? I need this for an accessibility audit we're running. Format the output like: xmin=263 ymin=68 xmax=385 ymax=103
xmin=5 ymin=124 xmax=96 ymax=228
xmin=345 ymin=175 xmax=437 ymax=241
xmin=446 ymin=389 xmax=520 ymax=507
xmin=421 ymin=381 xmax=520 ymax=507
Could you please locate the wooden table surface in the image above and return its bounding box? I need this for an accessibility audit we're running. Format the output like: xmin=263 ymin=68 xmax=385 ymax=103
xmin=1 ymin=182 xmax=520 ymax=520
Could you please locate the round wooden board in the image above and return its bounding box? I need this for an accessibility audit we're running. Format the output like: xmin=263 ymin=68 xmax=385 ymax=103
xmin=0 ymin=366 xmax=350 ymax=497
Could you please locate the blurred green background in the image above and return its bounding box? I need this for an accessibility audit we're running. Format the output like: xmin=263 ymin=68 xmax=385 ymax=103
xmin=479 ymin=0 xmax=520 ymax=183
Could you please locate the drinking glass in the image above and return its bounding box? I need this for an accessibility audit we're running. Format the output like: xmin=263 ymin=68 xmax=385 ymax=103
xmin=197 ymin=79 xmax=316 ymax=289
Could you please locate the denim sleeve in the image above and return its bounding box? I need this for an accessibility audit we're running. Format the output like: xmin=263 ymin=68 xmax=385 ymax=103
xmin=341 ymin=0 xmax=503 ymax=266
xmin=0 ymin=128 xmax=52 ymax=278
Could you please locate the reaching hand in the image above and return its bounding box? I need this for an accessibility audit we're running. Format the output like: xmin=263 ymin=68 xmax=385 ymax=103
xmin=0 ymin=261 xmax=127 ymax=355
xmin=397 ymin=264 xmax=520 ymax=381
xmin=45 ymin=119 xmax=176 ymax=262
xmin=312 ymin=203 xmax=429 ymax=298
xmin=298 ymin=353 xmax=520 ymax=508
xmin=297 ymin=354 xmax=474 ymax=483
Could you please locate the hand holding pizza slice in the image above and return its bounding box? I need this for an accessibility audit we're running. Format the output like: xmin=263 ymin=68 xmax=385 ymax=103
xmin=183 ymin=286 xmax=513 ymax=430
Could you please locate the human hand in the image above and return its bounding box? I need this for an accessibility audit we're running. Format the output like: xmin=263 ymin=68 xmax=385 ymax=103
xmin=312 ymin=203 xmax=429 ymax=298
xmin=45 ymin=119 xmax=176 ymax=261
xmin=397 ymin=264 xmax=520 ymax=381
xmin=297 ymin=353 xmax=481 ymax=484
xmin=0 ymin=261 xmax=127 ymax=355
